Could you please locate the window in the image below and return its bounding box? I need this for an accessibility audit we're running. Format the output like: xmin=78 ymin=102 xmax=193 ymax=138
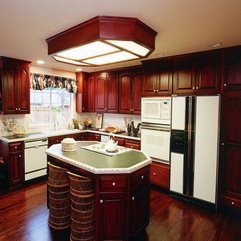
xmin=30 ymin=88 xmax=73 ymax=126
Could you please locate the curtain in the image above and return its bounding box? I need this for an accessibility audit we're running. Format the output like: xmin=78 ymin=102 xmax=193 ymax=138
xmin=30 ymin=73 xmax=77 ymax=93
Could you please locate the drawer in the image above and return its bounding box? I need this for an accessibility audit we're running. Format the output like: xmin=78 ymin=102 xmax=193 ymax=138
xmin=113 ymin=137 xmax=125 ymax=147
xmin=125 ymin=140 xmax=140 ymax=150
xmin=220 ymin=195 xmax=241 ymax=210
xmin=99 ymin=175 xmax=127 ymax=192
xmin=150 ymin=162 xmax=170 ymax=189
xmin=9 ymin=142 xmax=23 ymax=153
xmin=131 ymin=166 xmax=150 ymax=192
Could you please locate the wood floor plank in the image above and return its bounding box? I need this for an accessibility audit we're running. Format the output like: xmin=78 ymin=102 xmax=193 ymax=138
xmin=0 ymin=181 xmax=241 ymax=241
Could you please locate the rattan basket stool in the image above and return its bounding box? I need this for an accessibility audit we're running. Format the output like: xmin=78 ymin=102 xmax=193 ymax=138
xmin=68 ymin=171 xmax=95 ymax=241
xmin=48 ymin=162 xmax=70 ymax=230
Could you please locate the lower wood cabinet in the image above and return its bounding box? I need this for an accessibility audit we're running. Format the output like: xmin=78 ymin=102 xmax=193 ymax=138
xmin=0 ymin=141 xmax=24 ymax=189
xmin=150 ymin=161 xmax=170 ymax=189
xmin=97 ymin=166 xmax=150 ymax=241
xmin=113 ymin=136 xmax=141 ymax=150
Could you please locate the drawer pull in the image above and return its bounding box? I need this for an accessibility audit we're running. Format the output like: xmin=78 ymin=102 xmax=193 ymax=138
xmin=153 ymin=172 xmax=156 ymax=176
xmin=231 ymin=201 xmax=235 ymax=206
xmin=112 ymin=182 xmax=116 ymax=186
xmin=141 ymin=175 xmax=144 ymax=179
xmin=19 ymin=155 xmax=22 ymax=158
xmin=100 ymin=200 xmax=103 ymax=203
xmin=132 ymin=196 xmax=135 ymax=201
xmin=15 ymin=146 xmax=17 ymax=149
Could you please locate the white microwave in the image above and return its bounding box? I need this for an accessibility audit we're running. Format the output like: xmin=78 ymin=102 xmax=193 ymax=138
xmin=141 ymin=97 xmax=171 ymax=125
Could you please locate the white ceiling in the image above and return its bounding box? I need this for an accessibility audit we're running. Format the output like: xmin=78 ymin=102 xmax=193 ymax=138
xmin=0 ymin=0 xmax=241 ymax=73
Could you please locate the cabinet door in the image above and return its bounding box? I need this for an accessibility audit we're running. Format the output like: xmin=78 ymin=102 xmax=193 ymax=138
xmin=125 ymin=140 xmax=140 ymax=150
xmin=220 ymin=92 xmax=241 ymax=210
xmin=173 ymin=59 xmax=195 ymax=94
xmin=132 ymin=71 xmax=142 ymax=114
xmin=194 ymin=53 xmax=220 ymax=94
xmin=106 ymin=72 xmax=118 ymax=113
xmin=15 ymin=63 xmax=30 ymax=113
xmin=87 ymin=75 xmax=95 ymax=112
xmin=223 ymin=46 xmax=241 ymax=91
xmin=2 ymin=64 xmax=16 ymax=114
xmin=119 ymin=72 xmax=132 ymax=114
xmin=95 ymin=73 xmax=106 ymax=112
xmin=142 ymin=69 xmax=157 ymax=96
xmin=8 ymin=152 xmax=24 ymax=186
xmin=150 ymin=162 xmax=170 ymax=189
xmin=130 ymin=188 xmax=150 ymax=237
xmin=99 ymin=193 xmax=127 ymax=241
xmin=156 ymin=70 xmax=172 ymax=96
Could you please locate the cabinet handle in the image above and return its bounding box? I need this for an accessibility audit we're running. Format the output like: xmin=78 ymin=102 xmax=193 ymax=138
xmin=221 ymin=143 xmax=224 ymax=146
xmin=156 ymin=90 xmax=159 ymax=93
xmin=153 ymin=172 xmax=156 ymax=176
xmin=192 ymin=87 xmax=195 ymax=90
xmin=19 ymin=155 xmax=22 ymax=158
xmin=141 ymin=175 xmax=144 ymax=179
xmin=231 ymin=201 xmax=235 ymax=206
xmin=112 ymin=182 xmax=116 ymax=186
xmin=100 ymin=200 xmax=103 ymax=203
xmin=132 ymin=196 xmax=135 ymax=201
xmin=196 ymin=87 xmax=199 ymax=90
xmin=224 ymin=84 xmax=227 ymax=87
xmin=19 ymin=108 xmax=21 ymax=110
xmin=15 ymin=146 xmax=17 ymax=149
xmin=15 ymin=108 xmax=18 ymax=110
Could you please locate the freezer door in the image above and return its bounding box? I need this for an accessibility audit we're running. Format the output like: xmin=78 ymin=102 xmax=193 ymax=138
xmin=193 ymin=96 xmax=219 ymax=204
xmin=171 ymin=96 xmax=186 ymax=130
xmin=170 ymin=152 xmax=184 ymax=194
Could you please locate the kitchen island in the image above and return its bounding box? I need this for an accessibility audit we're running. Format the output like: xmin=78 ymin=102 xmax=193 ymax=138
xmin=46 ymin=141 xmax=151 ymax=241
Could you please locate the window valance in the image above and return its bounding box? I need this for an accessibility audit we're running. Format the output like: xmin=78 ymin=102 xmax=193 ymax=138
xmin=30 ymin=73 xmax=77 ymax=93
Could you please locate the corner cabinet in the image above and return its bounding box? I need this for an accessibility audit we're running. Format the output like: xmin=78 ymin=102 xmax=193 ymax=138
xmin=119 ymin=69 xmax=143 ymax=114
xmin=0 ymin=57 xmax=31 ymax=114
xmin=95 ymin=72 xmax=118 ymax=113
xmin=76 ymin=72 xmax=95 ymax=112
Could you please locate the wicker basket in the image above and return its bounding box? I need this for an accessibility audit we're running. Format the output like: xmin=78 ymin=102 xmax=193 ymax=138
xmin=49 ymin=196 xmax=70 ymax=209
xmin=71 ymin=206 xmax=95 ymax=223
xmin=61 ymin=138 xmax=76 ymax=152
xmin=68 ymin=172 xmax=94 ymax=195
xmin=49 ymin=189 xmax=69 ymax=200
xmin=48 ymin=214 xmax=71 ymax=230
xmin=70 ymin=227 xmax=95 ymax=241
xmin=48 ymin=162 xmax=69 ymax=186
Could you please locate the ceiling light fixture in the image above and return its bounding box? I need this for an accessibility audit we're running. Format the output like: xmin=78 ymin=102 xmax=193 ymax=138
xmin=36 ymin=60 xmax=45 ymax=64
xmin=46 ymin=16 xmax=157 ymax=66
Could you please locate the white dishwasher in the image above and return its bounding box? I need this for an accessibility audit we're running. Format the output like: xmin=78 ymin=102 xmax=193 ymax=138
xmin=24 ymin=138 xmax=48 ymax=181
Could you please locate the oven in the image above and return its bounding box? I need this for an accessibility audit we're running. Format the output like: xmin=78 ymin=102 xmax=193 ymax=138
xmin=141 ymin=97 xmax=171 ymax=163
xmin=141 ymin=123 xmax=170 ymax=163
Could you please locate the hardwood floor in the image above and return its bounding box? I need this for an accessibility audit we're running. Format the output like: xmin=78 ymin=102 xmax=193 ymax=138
xmin=0 ymin=181 xmax=241 ymax=241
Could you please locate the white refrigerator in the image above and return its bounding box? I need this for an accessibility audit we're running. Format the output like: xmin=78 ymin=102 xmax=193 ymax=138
xmin=170 ymin=95 xmax=220 ymax=204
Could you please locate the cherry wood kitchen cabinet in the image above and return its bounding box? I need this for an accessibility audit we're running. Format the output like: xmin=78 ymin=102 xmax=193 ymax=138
xmin=85 ymin=133 xmax=101 ymax=141
xmin=142 ymin=64 xmax=173 ymax=96
xmin=0 ymin=140 xmax=24 ymax=189
xmin=150 ymin=161 xmax=170 ymax=190
xmin=48 ymin=133 xmax=86 ymax=147
xmin=119 ymin=69 xmax=143 ymax=114
xmin=76 ymin=72 xmax=95 ymax=112
xmin=173 ymin=52 xmax=220 ymax=95
xmin=0 ymin=57 xmax=31 ymax=114
xmin=219 ymin=91 xmax=241 ymax=212
xmin=95 ymin=71 xmax=118 ymax=113
xmin=112 ymin=136 xmax=141 ymax=150
xmin=222 ymin=46 xmax=241 ymax=91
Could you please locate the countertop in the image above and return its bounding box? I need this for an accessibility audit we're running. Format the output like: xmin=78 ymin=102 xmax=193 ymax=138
xmin=46 ymin=141 xmax=151 ymax=174
xmin=0 ymin=129 xmax=141 ymax=143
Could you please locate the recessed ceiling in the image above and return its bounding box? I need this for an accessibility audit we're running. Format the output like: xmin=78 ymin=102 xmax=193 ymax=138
xmin=0 ymin=0 xmax=241 ymax=73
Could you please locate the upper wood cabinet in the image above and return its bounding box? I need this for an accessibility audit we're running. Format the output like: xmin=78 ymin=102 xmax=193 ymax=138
xmin=173 ymin=52 xmax=220 ymax=95
xmin=95 ymin=72 xmax=118 ymax=113
xmin=0 ymin=57 xmax=31 ymax=114
xmin=222 ymin=46 xmax=241 ymax=91
xmin=76 ymin=72 xmax=95 ymax=113
xmin=119 ymin=68 xmax=143 ymax=114
xmin=142 ymin=61 xmax=172 ymax=96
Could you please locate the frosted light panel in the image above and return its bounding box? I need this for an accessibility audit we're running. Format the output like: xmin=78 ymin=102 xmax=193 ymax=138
xmin=107 ymin=40 xmax=150 ymax=56
xmin=83 ymin=51 xmax=138 ymax=65
xmin=56 ymin=41 xmax=119 ymax=60
xmin=53 ymin=56 xmax=89 ymax=65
